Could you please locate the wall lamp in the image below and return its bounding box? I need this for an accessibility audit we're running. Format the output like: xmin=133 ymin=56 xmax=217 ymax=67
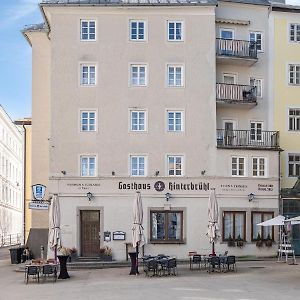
xmin=61 ymin=170 xmax=66 ymax=175
xmin=155 ymin=171 xmax=160 ymax=176
xmin=165 ymin=192 xmax=171 ymax=202
xmin=248 ymin=193 xmax=255 ymax=202
xmin=87 ymin=192 xmax=93 ymax=202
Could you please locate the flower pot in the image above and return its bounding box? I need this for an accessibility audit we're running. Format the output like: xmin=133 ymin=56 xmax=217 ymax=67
xmin=256 ymin=240 xmax=263 ymax=248
xmin=99 ymin=254 xmax=112 ymax=261
xmin=236 ymin=241 xmax=244 ymax=248
xmin=265 ymin=240 xmax=273 ymax=247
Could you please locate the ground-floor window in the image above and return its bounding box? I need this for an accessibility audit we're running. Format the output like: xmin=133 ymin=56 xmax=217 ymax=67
xmin=150 ymin=210 xmax=183 ymax=243
xmin=223 ymin=211 xmax=246 ymax=241
xmin=251 ymin=212 xmax=274 ymax=241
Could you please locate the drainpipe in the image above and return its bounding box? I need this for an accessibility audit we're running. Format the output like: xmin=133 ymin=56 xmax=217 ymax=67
xmin=22 ymin=124 xmax=26 ymax=245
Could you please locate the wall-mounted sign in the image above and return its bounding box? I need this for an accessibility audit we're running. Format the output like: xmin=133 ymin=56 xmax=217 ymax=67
xmin=104 ymin=231 xmax=111 ymax=242
xmin=29 ymin=201 xmax=49 ymax=210
xmin=32 ymin=184 xmax=46 ymax=201
xmin=113 ymin=231 xmax=126 ymax=240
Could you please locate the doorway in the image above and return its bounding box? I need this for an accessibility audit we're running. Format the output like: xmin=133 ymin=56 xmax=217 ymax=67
xmin=223 ymin=120 xmax=236 ymax=146
xmin=80 ymin=210 xmax=100 ymax=257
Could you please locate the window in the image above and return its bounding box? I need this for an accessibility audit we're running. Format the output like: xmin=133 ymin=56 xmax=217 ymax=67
xmin=80 ymin=20 xmax=96 ymax=41
xmin=130 ymin=20 xmax=146 ymax=41
xmin=130 ymin=65 xmax=146 ymax=86
xmin=167 ymin=65 xmax=183 ymax=87
xmin=150 ymin=210 xmax=183 ymax=242
xmin=231 ymin=157 xmax=245 ymax=176
xmin=288 ymin=154 xmax=300 ymax=177
xmin=167 ymin=111 xmax=183 ymax=132
xmin=290 ymin=24 xmax=300 ymax=42
xmin=289 ymin=64 xmax=300 ymax=85
xmin=289 ymin=108 xmax=300 ymax=131
xmin=80 ymin=65 xmax=96 ymax=85
xmin=168 ymin=21 xmax=183 ymax=41
xmin=130 ymin=156 xmax=146 ymax=176
xmin=252 ymin=212 xmax=274 ymax=241
xmin=131 ymin=111 xmax=146 ymax=131
xmin=250 ymin=122 xmax=263 ymax=141
xmin=252 ymin=157 xmax=266 ymax=177
xmin=81 ymin=111 xmax=96 ymax=131
xmin=220 ymin=28 xmax=234 ymax=39
xmin=80 ymin=156 xmax=96 ymax=177
xmin=223 ymin=211 xmax=246 ymax=241
xmin=250 ymin=31 xmax=263 ymax=52
xmin=250 ymin=78 xmax=263 ymax=98
xmin=167 ymin=155 xmax=183 ymax=176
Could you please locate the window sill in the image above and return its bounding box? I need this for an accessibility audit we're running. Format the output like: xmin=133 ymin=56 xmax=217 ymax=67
xmin=149 ymin=240 xmax=185 ymax=245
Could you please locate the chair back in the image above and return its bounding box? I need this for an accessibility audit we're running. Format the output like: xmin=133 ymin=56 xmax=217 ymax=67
xmin=27 ymin=266 xmax=38 ymax=275
xmin=227 ymin=255 xmax=236 ymax=264
xmin=192 ymin=255 xmax=201 ymax=263
xmin=168 ymin=258 xmax=177 ymax=268
xmin=147 ymin=259 xmax=158 ymax=270
xmin=210 ymin=256 xmax=220 ymax=266
xmin=43 ymin=265 xmax=54 ymax=275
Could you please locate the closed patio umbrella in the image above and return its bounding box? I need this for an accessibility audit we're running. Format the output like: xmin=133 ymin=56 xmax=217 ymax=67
xmin=132 ymin=191 xmax=145 ymax=274
xmin=206 ymin=188 xmax=220 ymax=256
xmin=49 ymin=194 xmax=62 ymax=263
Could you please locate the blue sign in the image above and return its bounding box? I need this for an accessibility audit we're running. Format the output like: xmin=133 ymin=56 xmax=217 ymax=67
xmin=32 ymin=184 xmax=46 ymax=201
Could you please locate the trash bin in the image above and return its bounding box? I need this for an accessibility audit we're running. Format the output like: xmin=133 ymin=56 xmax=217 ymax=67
xmin=9 ymin=246 xmax=25 ymax=264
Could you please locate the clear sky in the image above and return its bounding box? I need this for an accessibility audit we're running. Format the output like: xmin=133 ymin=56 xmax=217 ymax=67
xmin=0 ymin=0 xmax=299 ymax=120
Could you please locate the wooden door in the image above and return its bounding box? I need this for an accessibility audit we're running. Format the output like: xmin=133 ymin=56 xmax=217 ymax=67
xmin=80 ymin=210 xmax=100 ymax=257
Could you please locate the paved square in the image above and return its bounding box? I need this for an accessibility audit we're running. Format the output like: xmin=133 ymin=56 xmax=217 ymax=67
xmin=1 ymin=260 xmax=300 ymax=300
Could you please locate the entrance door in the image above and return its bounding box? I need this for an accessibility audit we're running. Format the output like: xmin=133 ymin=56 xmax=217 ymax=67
xmin=80 ymin=210 xmax=100 ymax=257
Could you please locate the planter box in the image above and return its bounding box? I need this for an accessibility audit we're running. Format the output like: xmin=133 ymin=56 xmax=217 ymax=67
xmin=236 ymin=241 xmax=244 ymax=248
xmin=227 ymin=241 xmax=235 ymax=247
xmin=99 ymin=255 xmax=112 ymax=261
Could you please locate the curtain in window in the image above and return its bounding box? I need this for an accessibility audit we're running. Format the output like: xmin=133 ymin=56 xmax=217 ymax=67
xmin=235 ymin=213 xmax=244 ymax=239
xmin=224 ymin=213 xmax=233 ymax=239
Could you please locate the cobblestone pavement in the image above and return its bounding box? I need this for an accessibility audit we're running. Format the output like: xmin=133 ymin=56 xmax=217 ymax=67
xmin=0 ymin=260 xmax=300 ymax=300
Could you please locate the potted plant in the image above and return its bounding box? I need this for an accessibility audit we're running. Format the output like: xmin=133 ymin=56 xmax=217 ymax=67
xmin=227 ymin=234 xmax=235 ymax=247
xmin=236 ymin=234 xmax=244 ymax=248
xmin=99 ymin=246 xmax=112 ymax=261
xmin=256 ymin=233 xmax=263 ymax=248
xmin=265 ymin=234 xmax=273 ymax=247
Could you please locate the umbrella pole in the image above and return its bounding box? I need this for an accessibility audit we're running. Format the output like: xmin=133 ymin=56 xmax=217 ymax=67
xmin=136 ymin=243 xmax=139 ymax=275
xmin=212 ymin=241 xmax=216 ymax=256
xmin=55 ymin=245 xmax=57 ymax=264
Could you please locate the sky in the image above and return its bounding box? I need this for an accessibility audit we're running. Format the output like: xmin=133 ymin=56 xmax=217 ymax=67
xmin=0 ymin=0 xmax=300 ymax=120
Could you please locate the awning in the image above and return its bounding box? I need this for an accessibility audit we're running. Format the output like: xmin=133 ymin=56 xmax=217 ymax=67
xmin=257 ymin=215 xmax=285 ymax=226
xmin=216 ymin=18 xmax=250 ymax=26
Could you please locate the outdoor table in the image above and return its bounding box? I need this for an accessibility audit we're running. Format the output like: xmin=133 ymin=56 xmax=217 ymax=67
xmin=57 ymin=255 xmax=70 ymax=279
xmin=25 ymin=262 xmax=59 ymax=283
xmin=128 ymin=252 xmax=138 ymax=275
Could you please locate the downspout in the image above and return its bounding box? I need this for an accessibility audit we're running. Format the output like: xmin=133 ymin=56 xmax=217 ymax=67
xmin=22 ymin=124 xmax=26 ymax=245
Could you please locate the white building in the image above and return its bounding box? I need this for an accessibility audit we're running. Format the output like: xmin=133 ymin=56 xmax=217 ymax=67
xmin=0 ymin=106 xmax=24 ymax=245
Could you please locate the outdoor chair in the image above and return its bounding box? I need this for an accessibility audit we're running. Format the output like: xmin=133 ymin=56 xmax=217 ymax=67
xmin=158 ymin=258 xmax=169 ymax=276
xmin=167 ymin=258 xmax=178 ymax=276
xmin=25 ymin=266 xmax=39 ymax=284
xmin=42 ymin=264 xmax=57 ymax=282
xmin=208 ymin=256 xmax=221 ymax=273
xmin=145 ymin=259 xmax=158 ymax=277
xmin=190 ymin=255 xmax=202 ymax=270
xmin=225 ymin=255 xmax=237 ymax=272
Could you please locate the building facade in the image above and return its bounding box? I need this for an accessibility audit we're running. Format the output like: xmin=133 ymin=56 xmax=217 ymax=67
xmin=0 ymin=106 xmax=24 ymax=245
xmin=270 ymin=4 xmax=300 ymax=254
xmin=24 ymin=0 xmax=280 ymax=260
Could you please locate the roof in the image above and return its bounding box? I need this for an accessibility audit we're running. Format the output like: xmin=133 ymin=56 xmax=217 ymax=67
xmin=219 ymin=0 xmax=270 ymax=6
xmin=272 ymin=3 xmax=300 ymax=12
xmin=40 ymin=0 xmax=217 ymax=6
xmin=22 ymin=23 xmax=46 ymax=32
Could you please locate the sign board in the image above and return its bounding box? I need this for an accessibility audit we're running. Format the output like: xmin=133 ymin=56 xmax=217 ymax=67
xmin=113 ymin=231 xmax=126 ymax=240
xmin=32 ymin=184 xmax=46 ymax=201
xmin=29 ymin=201 xmax=49 ymax=210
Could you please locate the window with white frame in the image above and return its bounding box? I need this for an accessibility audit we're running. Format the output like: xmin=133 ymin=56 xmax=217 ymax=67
xmin=290 ymin=24 xmax=300 ymax=42
xmin=131 ymin=111 xmax=146 ymax=131
xmin=168 ymin=21 xmax=183 ymax=41
xmin=167 ymin=111 xmax=183 ymax=132
xmin=252 ymin=157 xmax=266 ymax=177
xmin=80 ymin=156 xmax=96 ymax=177
xmin=80 ymin=65 xmax=96 ymax=85
xmin=250 ymin=78 xmax=263 ymax=98
xmin=250 ymin=31 xmax=263 ymax=51
xmin=231 ymin=156 xmax=245 ymax=176
xmin=130 ymin=156 xmax=146 ymax=176
xmin=168 ymin=155 xmax=183 ymax=176
xmin=80 ymin=20 xmax=96 ymax=41
xmin=130 ymin=20 xmax=146 ymax=41
xmin=289 ymin=64 xmax=300 ymax=85
xmin=81 ymin=111 xmax=96 ymax=131
xmin=130 ymin=65 xmax=146 ymax=86
xmin=168 ymin=65 xmax=183 ymax=87
xmin=289 ymin=108 xmax=300 ymax=131
xmin=288 ymin=153 xmax=300 ymax=177
xmin=250 ymin=122 xmax=263 ymax=141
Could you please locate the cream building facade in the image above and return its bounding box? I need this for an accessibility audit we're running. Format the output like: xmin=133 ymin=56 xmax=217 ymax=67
xmin=0 ymin=106 xmax=24 ymax=245
xmin=24 ymin=0 xmax=280 ymax=260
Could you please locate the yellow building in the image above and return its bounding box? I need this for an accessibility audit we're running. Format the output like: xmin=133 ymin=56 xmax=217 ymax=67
xmin=271 ymin=4 xmax=300 ymax=253
xmin=15 ymin=118 xmax=32 ymax=242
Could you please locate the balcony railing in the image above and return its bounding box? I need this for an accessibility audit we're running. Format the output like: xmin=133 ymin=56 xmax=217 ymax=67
xmin=217 ymin=130 xmax=279 ymax=149
xmin=216 ymin=83 xmax=257 ymax=104
xmin=216 ymin=38 xmax=258 ymax=59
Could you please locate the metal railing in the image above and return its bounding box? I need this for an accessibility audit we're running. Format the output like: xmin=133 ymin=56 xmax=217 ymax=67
xmin=0 ymin=234 xmax=22 ymax=248
xmin=216 ymin=129 xmax=279 ymax=149
xmin=216 ymin=38 xmax=258 ymax=59
xmin=216 ymin=83 xmax=257 ymax=103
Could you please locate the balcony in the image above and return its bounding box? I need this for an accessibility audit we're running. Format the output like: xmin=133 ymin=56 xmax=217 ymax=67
xmin=216 ymin=39 xmax=258 ymax=66
xmin=217 ymin=130 xmax=280 ymax=150
xmin=216 ymin=83 xmax=257 ymax=107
